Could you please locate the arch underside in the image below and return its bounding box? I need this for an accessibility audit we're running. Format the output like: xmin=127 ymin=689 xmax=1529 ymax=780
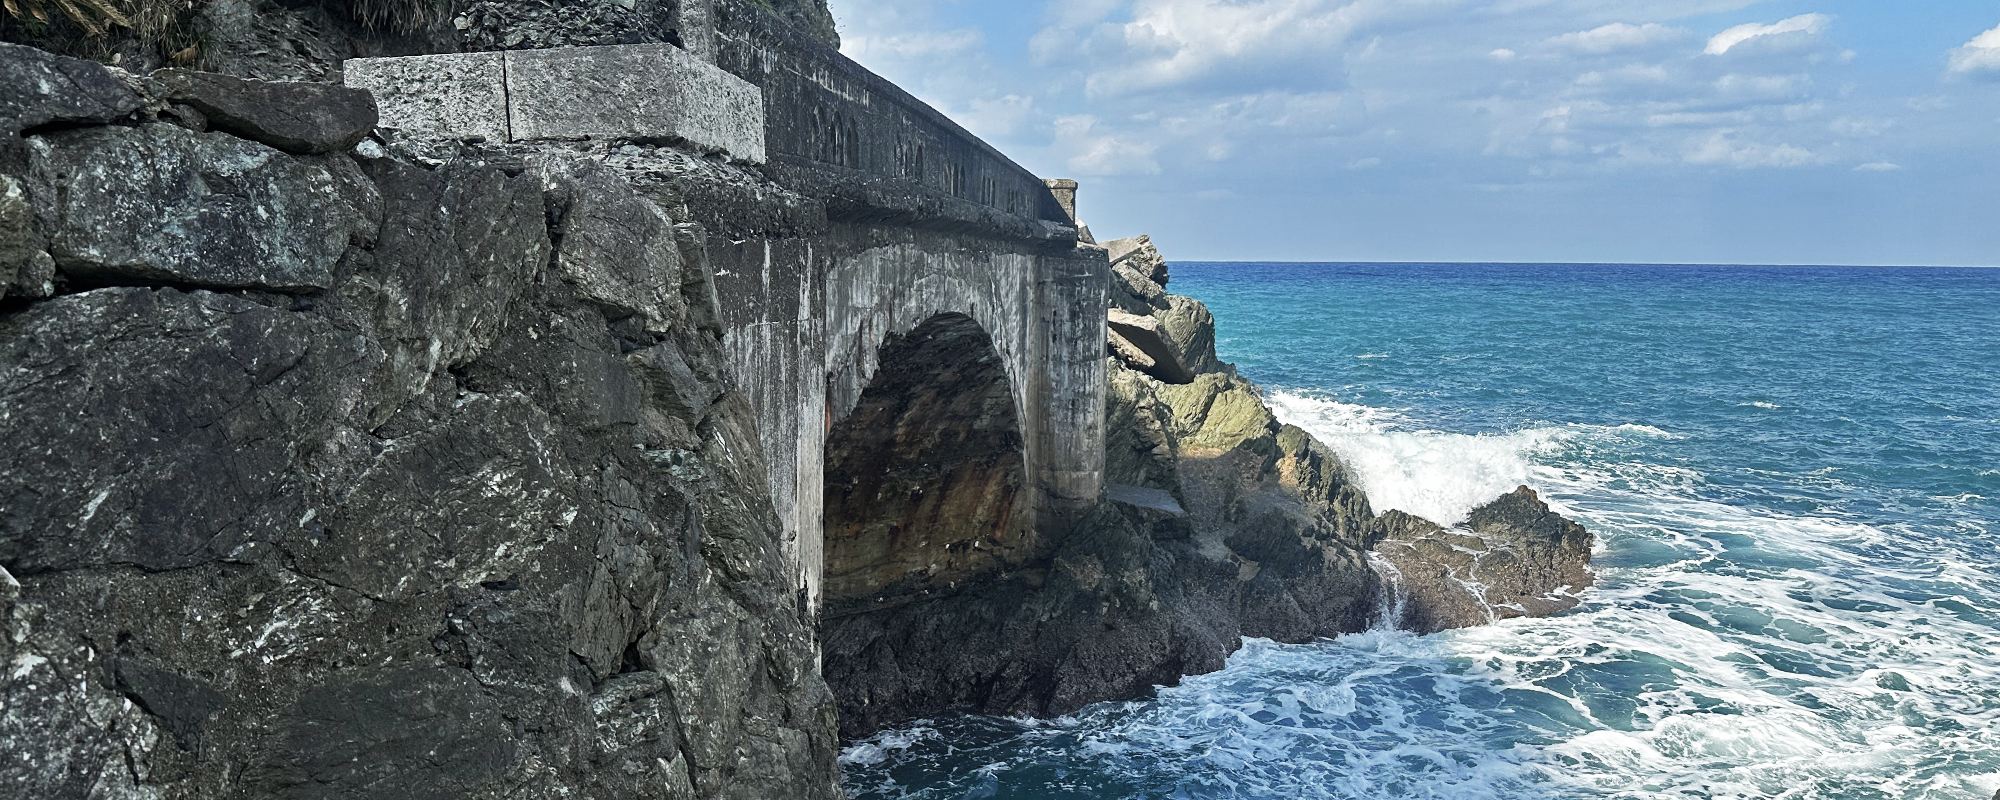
xmin=820 ymin=313 xmax=1034 ymax=611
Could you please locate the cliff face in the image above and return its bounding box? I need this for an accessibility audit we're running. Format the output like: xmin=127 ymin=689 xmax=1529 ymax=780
xmin=1 ymin=44 xmax=838 ymax=799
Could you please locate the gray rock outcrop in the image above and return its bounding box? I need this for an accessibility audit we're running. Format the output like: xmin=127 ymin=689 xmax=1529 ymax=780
xmin=28 ymin=124 xmax=357 ymax=291
xmin=0 ymin=43 xmax=838 ymax=800
xmin=0 ymin=42 xmax=142 ymax=135
xmin=153 ymin=69 xmax=380 ymax=154
xmin=1371 ymin=487 xmax=1595 ymax=633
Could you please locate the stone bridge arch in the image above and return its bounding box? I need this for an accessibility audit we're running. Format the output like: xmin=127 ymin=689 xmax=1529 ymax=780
xmin=821 ymin=313 xmax=1034 ymax=609
xmin=713 ymin=231 xmax=1107 ymax=612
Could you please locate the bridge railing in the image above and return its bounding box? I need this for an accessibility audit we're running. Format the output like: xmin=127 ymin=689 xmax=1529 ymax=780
xmin=708 ymin=0 xmax=1078 ymax=243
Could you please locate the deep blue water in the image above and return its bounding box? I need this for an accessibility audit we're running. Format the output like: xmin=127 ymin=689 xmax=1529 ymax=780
xmin=842 ymin=263 xmax=2000 ymax=800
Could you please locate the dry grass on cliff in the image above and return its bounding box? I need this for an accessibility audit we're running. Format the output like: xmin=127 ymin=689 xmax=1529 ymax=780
xmin=3 ymin=0 xmax=131 ymax=36
xmin=3 ymin=0 xmax=452 ymax=39
xmin=348 ymin=0 xmax=453 ymax=32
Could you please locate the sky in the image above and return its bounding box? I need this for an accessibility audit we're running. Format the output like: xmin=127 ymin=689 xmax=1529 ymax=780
xmin=827 ymin=0 xmax=2000 ymax=265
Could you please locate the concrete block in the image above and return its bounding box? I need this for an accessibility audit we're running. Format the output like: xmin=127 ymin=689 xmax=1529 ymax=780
xmin=504 ymin=44 xmax=765 ymax=163
xmin=343 ymin=52 xmax=508 ymax=143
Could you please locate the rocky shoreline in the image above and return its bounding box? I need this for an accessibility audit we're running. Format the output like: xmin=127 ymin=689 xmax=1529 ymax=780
xmin=2 ymin=5 xmax=1592 ymax=797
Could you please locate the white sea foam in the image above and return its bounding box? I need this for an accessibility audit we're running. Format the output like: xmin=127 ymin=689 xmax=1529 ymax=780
xmin=845 ymin=390 xmax=2000 ymax=800
xmin=1265 ymin=391 xmax=1570 ymax=524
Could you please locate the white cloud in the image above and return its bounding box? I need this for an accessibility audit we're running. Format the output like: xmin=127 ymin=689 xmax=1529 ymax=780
xmin=1345 ymin=156 xmax=1383 ymax=169
xmin=1947 ymin=24 xmax=2000 ymax=75
xmin=1070 ymin=0 xmax=1440 ymax=98
xmin=843 ymin=28 xmax=984 ymax=61
xmin=1685 ymin=131 xmax=1815 ymax=167
xmin=1547 ymin=22 xmax=1688 ymax=54
xmin=1490 ymin=48 xmax=1518 ymax=60
xmin=958 ymin=95 xmax=1039 ymax=138
xmin=1705 ymin=14 xmax=1830 ymax=56
xmin=1854 ymin=161 xmax=1901 ymax=172
xmin=1829 ymin=116 xmax=1892 ymax=137
xmin=1054 ymin=115 xmax=1162 ymax=175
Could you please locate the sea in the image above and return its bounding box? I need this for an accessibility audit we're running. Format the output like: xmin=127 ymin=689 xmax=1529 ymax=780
xmin=840 ymin=262 xmax=2000 ymax=800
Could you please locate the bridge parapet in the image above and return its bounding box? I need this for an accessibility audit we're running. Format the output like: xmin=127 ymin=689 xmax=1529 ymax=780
xmin=344 ymin=43 xmax=766 ymax=163
xmin=708 ymin=0 xmax=1076 ymax=244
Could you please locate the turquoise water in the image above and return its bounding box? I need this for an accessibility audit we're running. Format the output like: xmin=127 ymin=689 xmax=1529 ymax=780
xmin=842 ymin=263 xmax=2000 ymax=800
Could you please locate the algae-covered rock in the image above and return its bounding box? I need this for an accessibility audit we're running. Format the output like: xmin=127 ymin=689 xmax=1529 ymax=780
xmin=1156 ymin=372 xmax=1278 ymax=456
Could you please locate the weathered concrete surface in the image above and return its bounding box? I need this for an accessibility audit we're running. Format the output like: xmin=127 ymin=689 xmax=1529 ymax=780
xmin=342 ymin=52 xmax=509 ymax=143
xmin=344 ymin=45 xmax=766 ymax=162
xmin=712 ymin=228 xmax=1106 ymax=608
xmin=507 ymin=44 xmax=765 ymax=162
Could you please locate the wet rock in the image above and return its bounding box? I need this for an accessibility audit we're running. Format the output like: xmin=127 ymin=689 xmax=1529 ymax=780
xmin=1370 ymin=486 xmax=1595 ymax=634
xmin=0 ymin=42 xmax=142 ymax=136
xmin=153 ymin=69 xmax=379 ymax=154
xmin=29 ymin=124 xmax=355 ymax=292
xmin=822 ymin=354 xmax=1379 ymax=737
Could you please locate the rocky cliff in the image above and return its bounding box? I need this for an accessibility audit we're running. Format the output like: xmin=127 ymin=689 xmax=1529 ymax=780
xmin=2 ymin=43 xmax=837 ymax=799
xmin=817 ymin=235 xmax=1596 ymax=737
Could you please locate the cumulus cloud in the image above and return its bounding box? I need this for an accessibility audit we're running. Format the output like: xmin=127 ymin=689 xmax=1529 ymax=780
xmin=1705 ymin=14 xmax=1830 ymax=55
xmin=1686 ymin=131 xmax=1815 ymax=167
xmin=843 ymin=28 xmax=983 ymax=60
xmin=1066 ymin=0 xmax=1425 ymax=97
xmin=1947 ymin=24 xmax=2000 ymax=75
xmin=1054 ymin=115 xmax=1162 ymax=175
xmin=1547 ymin=22 xmax=1688 ymax=54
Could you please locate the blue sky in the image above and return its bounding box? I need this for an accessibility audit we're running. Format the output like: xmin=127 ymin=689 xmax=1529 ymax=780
xmin=829 ymin=0 xmax=2000 ymax=265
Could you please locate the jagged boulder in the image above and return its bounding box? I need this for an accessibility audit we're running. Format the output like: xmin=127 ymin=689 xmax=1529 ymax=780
xmin=1107 ymin=234 xmax=1169 ymax=287
xmin=1103 ymin=235 xmax=1222 ymax=377
xmin=1108 ymin=308 xmax=1197 ymax=384
xmin=152 ymin=69 xmax=379 ymax=154
xmin=1370 ymin=486 xmax=1595 ymax=634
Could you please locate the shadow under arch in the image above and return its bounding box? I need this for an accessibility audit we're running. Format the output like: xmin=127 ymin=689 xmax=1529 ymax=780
xmin=820 ymin=312 xmax=1035 ymax=613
